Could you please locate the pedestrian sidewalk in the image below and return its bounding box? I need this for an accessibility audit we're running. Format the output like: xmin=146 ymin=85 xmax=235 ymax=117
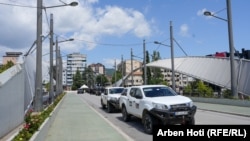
xmin=194 ymin=102 xmax=250 ymax=117
xmin=43 ymin=92 xmax=133 ymax=141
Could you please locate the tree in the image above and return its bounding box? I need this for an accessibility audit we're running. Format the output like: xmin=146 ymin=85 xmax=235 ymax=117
xmin=149 ymin=51 xmax=164 ymax=84
xmin=142 ymin=51 xmax=152 ymax=84
xmin=82 ymin=66 xmax=95 ymax=88
xmin=112 ymin=70 xmax=122 ymax=84
xmin=0 ymin=60 xmax=14 ymax=73
xmin=96 ymin=74 xmax=109 ymax=86
xmin=72 ymin=69 xmax=83 ymax=90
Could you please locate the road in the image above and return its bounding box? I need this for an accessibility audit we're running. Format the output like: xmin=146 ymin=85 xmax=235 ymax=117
xmin=78 ymin=93 xmax=250 ymax=141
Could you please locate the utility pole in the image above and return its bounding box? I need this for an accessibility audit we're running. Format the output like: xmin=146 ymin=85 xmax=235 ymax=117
xmin=121 ymin=55 xmax=124 ymax=87
xmin=114 ymin=59 xmax=117 ymax=83
xmin=59 ymin=47 xmax=63 ymax=94
xmin=55 ymin=36 xmax=59 ymax=97
xmin=49 ymin=13 xmax=54 ymax=104
xmin=170 ymin=21 xmax=176 ymax=91
xmin=34 ymin=0 xmax=43 ymax=112
xmin=226 ymin=0 xmax=237 ymax=98
xmin=143 ymin=39 xmax=147 ymax=85
xmin=131 ymin=48 xmax=134 ymax=86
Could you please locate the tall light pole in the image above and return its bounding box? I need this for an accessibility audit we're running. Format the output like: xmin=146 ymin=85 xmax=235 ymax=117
xmin=34 ymin=0 xmax=78 ymax=112
xmin=49 ymin=13 xmax=54 ymax=104
xmin=154 ymin=21 xmax=175 ymax=91
xmin=204 ymin=0 xmax=237 ymax=98
xmin=143 ymin=39 xmax=147 ymax=85
xmin=131 ymin=48 xmax=134 ymax=86
xmin=34 ymin=0 xmax=43 ymax=112
xmin=55 ymin=37 xmax=74 ymax=96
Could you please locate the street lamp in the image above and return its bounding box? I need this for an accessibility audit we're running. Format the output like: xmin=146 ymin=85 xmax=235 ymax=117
xmin=203 ymin=0 xmax=237 ymax=98
xmin=154 ymin=41 xmax=175 ymax=91
xmin=34 ymin=0 xmax=78 ymax=112
xmin=154 ymin=21 xmax=175 ymax=91
xmin=55 ymin=37 xmax=74 ymax=97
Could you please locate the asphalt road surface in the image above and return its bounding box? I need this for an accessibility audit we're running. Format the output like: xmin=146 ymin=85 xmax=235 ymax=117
xmin=77 ymin=92 xmax=250 ymax=141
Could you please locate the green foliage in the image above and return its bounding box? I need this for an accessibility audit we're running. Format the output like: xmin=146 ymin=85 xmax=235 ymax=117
xmin=82 ymin=67 xmax=95 ymax=88
xmin=72 ymin=69 xmax=83 ymax=90
xmin=12 ymin=93 xmax=65 ymax=141
xmin=0 ymin=61 xmax=14 ymax=73
xmin=111 ymin=71 xmax=122 ymax=84
xmin=96 ymin=74 xmax=109 ymax=86
xmin=222 ymin=89 xmax=233 ymax=99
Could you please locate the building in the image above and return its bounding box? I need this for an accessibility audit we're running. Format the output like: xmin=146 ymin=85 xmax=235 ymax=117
xmin=89 ymin=63 xmax=105 ymax=75
xmin=2 ymin=52 xmax=23 ymax=65
xmin=66 ymin=52 xmax=87 ymax=90
xmin=160 ymin=69 xmax=194 ymax=93
xmin=117 ymin=59 xmax=143 ymax=86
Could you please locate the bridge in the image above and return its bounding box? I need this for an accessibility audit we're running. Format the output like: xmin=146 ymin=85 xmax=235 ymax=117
xmin=114 ymin=56 xmax=250 ymax=96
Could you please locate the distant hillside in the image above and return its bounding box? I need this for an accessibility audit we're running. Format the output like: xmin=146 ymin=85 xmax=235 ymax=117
xmin=105 ymin=68 xmax=115 ymax=77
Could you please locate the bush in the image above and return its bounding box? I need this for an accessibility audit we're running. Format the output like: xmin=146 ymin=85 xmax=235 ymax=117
xmin=12 ymin=93 xmax=65 ymax=141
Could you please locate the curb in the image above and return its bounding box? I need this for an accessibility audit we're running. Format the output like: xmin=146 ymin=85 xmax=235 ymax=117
xmin=29 ymin=96 xmax=65 ymax=141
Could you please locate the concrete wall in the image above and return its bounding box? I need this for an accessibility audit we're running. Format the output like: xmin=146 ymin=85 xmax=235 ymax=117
xmin=0 ymin=64 xmax=25 ymax=138
xmin=191 ymin=97 xmax=250 ymax=107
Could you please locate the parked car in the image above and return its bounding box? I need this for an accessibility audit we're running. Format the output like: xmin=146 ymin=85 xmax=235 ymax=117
xmin=77 ymin=88 xmax=84 ymax=94
xmin=100 ymin=87 xmax=124 ymax=113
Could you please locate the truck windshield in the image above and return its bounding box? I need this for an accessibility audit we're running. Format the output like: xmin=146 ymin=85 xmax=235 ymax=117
xmin=109 ymin=88 xmax=124 ymax=94
xmin=143 ymin=87 xmax=177 ymax=97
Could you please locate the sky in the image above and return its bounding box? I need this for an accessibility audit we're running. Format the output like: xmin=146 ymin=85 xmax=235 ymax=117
xmin=0 ymin=0 xmax=249 ymax=68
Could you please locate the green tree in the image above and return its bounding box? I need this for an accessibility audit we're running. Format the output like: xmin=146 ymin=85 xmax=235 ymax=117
xmin=0 ymin=61 xmax=14 ymax=73
xmin=96 ymin=74 xmax=109 ymax=86
xmin=82 ymin=66 xmax=95 ymax=88
xmin=112 ymin=70 xmax=122 ymax=84
xmin=72 ymin=69 xmax=83 ymax=90
xmin=142 ymin=51 xmax=151 ymax=84
xmin=149 ymin=51 xmax=164 ymax=84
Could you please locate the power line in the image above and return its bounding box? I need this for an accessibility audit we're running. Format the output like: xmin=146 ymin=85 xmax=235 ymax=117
xmin=0 ymin=2 xmax=37 ymax=8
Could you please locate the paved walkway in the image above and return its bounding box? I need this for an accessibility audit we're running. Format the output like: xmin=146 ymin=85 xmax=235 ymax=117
xmin=44 ymin=92 xmax=133 ymax=141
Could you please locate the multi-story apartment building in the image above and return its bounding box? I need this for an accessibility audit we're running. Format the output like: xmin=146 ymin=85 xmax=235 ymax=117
xmin=89 ymin=63 xmax=105 ymax=75
xmin=161 ymin=69 xmax=194 ymax=93
xmin=66 ymin=52 xmax=87 ymax=90
xmin=117 ymin=59 xmax=143 ymax=86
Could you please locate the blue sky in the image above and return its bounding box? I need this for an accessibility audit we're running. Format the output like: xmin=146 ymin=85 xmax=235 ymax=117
xmin=0 ymin=0 xmax=249 ymax=68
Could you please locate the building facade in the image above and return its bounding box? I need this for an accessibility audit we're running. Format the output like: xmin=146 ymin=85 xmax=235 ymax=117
xmin=2 ymin=52 xmax=23 ymax=65
xmin=89 ymin=63 xmax=105 ymax=75
xmin=66 ymin=52 xmax=87 ymax=90
xmin=117 ymin=59 xmax=143 ymax=86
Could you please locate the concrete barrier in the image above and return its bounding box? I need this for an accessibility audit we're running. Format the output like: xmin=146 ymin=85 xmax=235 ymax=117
xmin=190 ymin=97 xmax=250 ymax=107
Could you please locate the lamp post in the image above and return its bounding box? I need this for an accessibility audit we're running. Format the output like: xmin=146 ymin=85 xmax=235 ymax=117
xmin=204 ymin=0 xmax=237 ymax=98
xmin=154 ymin=21 xmax=175 ymax=91
xmin=55 ymin=37 xmax=74 ymax=96
xmin=34 ymin=0 xmax=78 ymax=112
xmin=49 ymin=13 xmax=54 ymax=104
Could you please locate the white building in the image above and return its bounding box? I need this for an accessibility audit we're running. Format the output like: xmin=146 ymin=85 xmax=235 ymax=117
xmin=66 ymin=52 xmax=87 ymax=90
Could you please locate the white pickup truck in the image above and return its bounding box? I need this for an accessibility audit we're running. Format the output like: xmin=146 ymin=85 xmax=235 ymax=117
xmin=119 ymin=85 xmax=197 ymax=134
xmin=100 ymin=87 xmax=124 ymax=113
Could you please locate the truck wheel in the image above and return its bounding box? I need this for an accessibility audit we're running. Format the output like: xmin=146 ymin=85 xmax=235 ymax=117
xmin=143 ymin=113 xmax=154 ymax=134
xmin=122 ymin=106 xmax=130 ymax=122
xmin=101 ymin=99 xmax=105 ymax=109
xmin=107 ymin=102 xmax=113 ymax=113
xmin=185 ymin=118 xmax=195 ymax=125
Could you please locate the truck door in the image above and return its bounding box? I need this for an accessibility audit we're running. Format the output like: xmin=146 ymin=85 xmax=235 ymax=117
xmin=132 ymin=88 xmax=143 ymax=117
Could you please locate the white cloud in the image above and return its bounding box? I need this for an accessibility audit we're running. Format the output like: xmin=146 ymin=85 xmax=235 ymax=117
xmin=0 ymin=0 xmax=152 ymax=67
xmin=179 ymin=24 xmax=190 ymax=37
